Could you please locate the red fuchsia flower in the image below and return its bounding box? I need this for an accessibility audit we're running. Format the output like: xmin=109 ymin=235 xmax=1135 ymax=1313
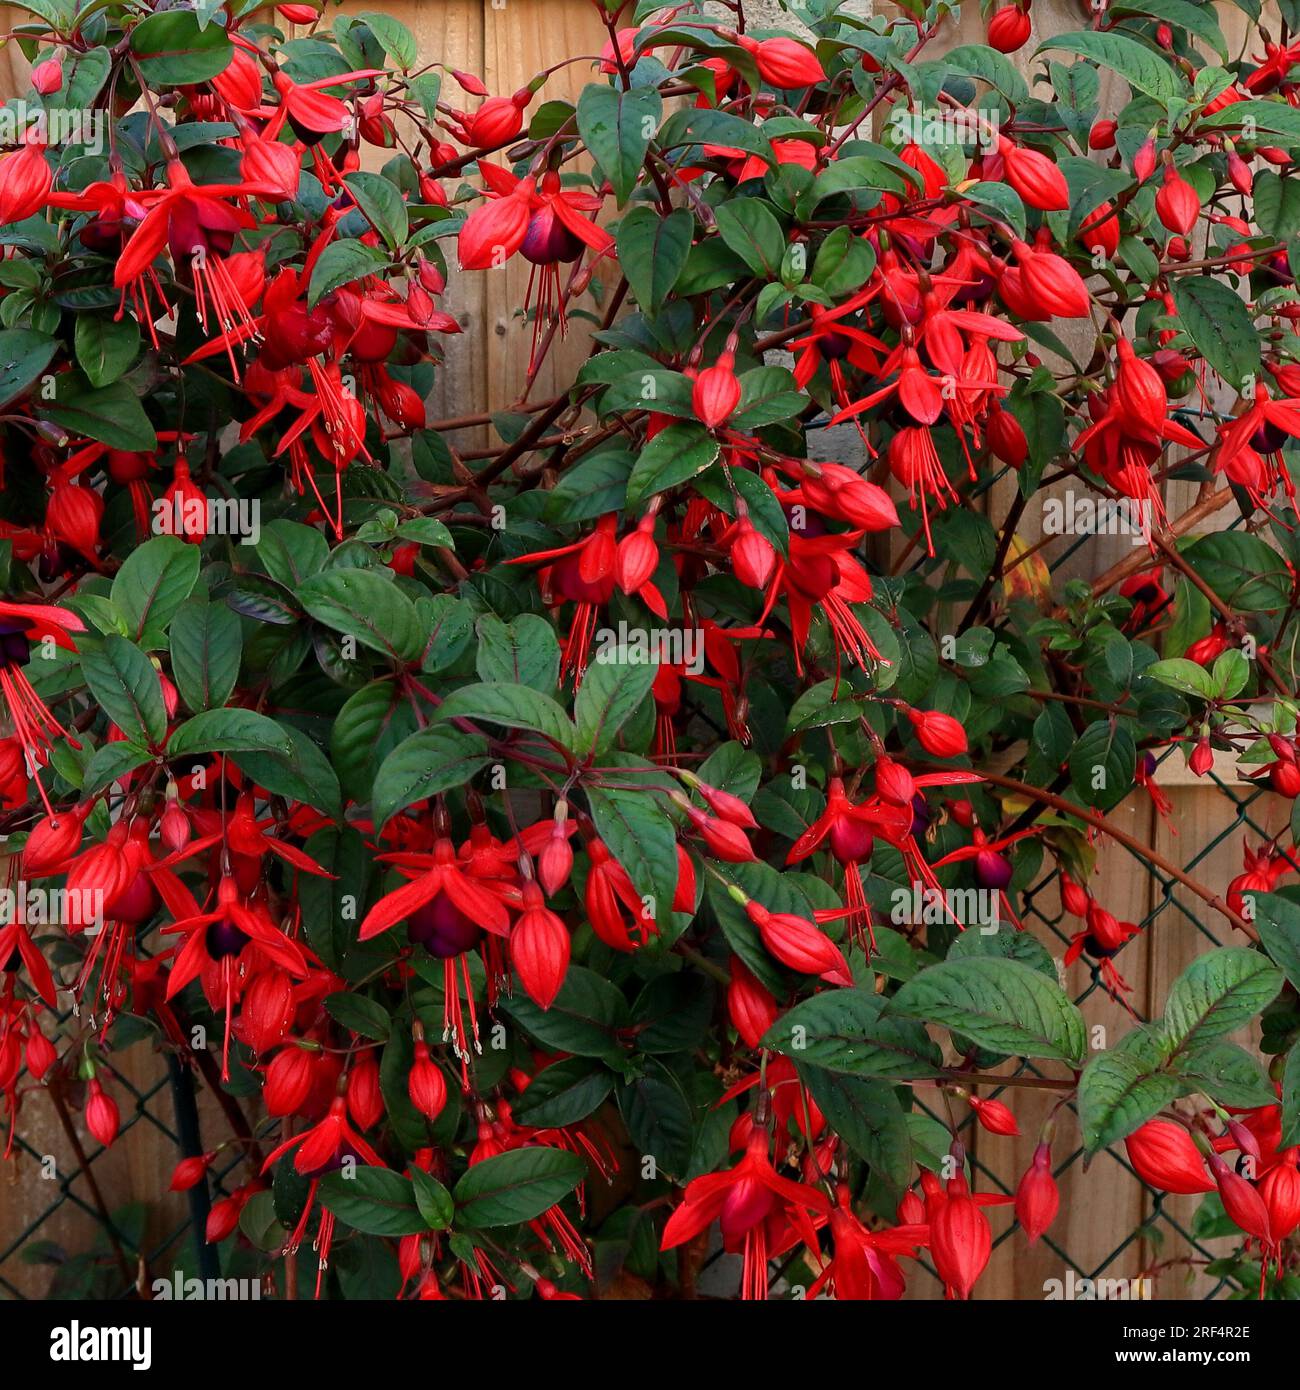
xmin=660 ymin=1122 xmax=831 ymax=1300
xmin=261 ymin=1091 xmax=387 ymax=1296
xmin=1260 ymin=1151 xmax=1300 ymax=1243
xmin=0 ymin=599 xmax=84 ymax=812
xmin=0 ymin=130 xmax=52 ymax=224
xmin=1015 ymin=1141 xmax=1060 ymax=1244
xmin=1208 ymin=1151 xmax=1272 ymax=1247
xmin=585 ymin=836 xmax=658 ymax=951
xmin=733 ymin=34 xmax=827 ymax=87
xmin=510 ymin=879 xmax=571 ymax=1009
xmin=84 ymin=1077 xmax=120 ymax=1149
xmin=929 ymin=1167 xmax=992 ymax=1300
xmin=806 ymin=1183 xmax=929 ymax=1299
xmin=161 ymin=875 xmax=311 ymax=1077
xmin=1124 ymin=1120 xmax=1215 ymax=1194
xmin=0 ymin=918 xmax=56 ymax=1009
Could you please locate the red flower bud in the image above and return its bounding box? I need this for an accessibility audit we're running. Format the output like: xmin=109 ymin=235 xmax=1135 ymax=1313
xmin=0 ymin=136 xmax=51 ymax=223
xmin=970 ymin=1096 xmax=1020 ymax=1136
xmin=1133 ymin=136 xmax=1157 ymax=182
xmin=1189 ymin=737 xmax=1213 ymax=777
xmin=1010 ymin=239 xmax=1091 ymax=319
xmin=737 ymin=34 xmax=827 ymax=87
xmin=931 ymin=1173 xmax=991 ymax=1299
xmin=692 ymin=351 xmax=742 ymax=428
xmin=511 ymin=882 xmax=571 ymax=1009
xmin=205 ymin=1193 xmax=245 ymax=1243
xmin=874 ymin=756 xmax=915 ymax=807
xmin=1208 ymin=1153 xmax=1271 ymax=1243
xmin=986 ymin=401 xmax=1028 ymax=467
xmin=1000 ymin=139 xmax=1069 ymax=211
xmin=24 ymin=1027 xmax=56 ymax=1080
xmin=986 ymin=4 xmax=1031 ymax=53
xmin=1016 ymin=1142 xmax=1060 ymax=1244
xmin=85 ymin=1078 xmax=120 ymax=1148
xmin=616 ymin=520 xmax=659 ymax=594
xmin=31 ymin=59 xmax=61 ymax=95
xmin=1260 ymin=1154 xmax=1300 ymax=1242
xmin=1124 ymin=1120 xmax=1214 ymax=1194
xmin=537 ymin=819 xmax=574 ymax=896
xmin=409 ymin=1041 xmax=448 ymax=1120
xmin=465 ymin=95 xmax=526 ymax=148
xmin=694 ymin=811 xmax=757 ymax=862
xmin=727 ymin=957 xmax=778 ymax=1048
xmin=236 ymin=969 xmax=295 ymax=1055
xmin=263 ymin=1044 xmax=315 ymax=1116
xmin=1227 ymin=150 xmax=1253 ymax=196
xmin=745 ymin=901 xmax=852 ymax=984
xmin=346 ymin=1054 xmax=384 ymax=1131
xmin=906 ymin=708 xmax=968 ymax=758
xmin=1088 ymin=119 xmax=1117 ymax=150
xmin=1155 ymin=165 xmax=1199 ymax=235
xmin=730 ymin=517 xmax=776 ymax=588
xmin=170 ymin=1153 xmax=216 ymax=1192
xmin=23 ymin=804 xmax=89 ymax=876
xmin=277 ymin=4 xmax=319 ymax=23
xmin=693 ymin=779 xmax=759 ymax=830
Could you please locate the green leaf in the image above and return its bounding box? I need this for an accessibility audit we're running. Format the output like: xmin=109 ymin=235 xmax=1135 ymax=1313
xmin=1078 ymin=1027 xmax=1182 ymax=1153
xmin=886 ymin=957 xmax=1087 ymax=1064
xmin=318 ymin=1168 xmax=425 ymax=1237
xmin=615 ymin=206 xmax=693 ymax=314
xmin=1112 ymin=0 xmax=1228 ymax=60
xmin=658 ymin=108 xmax=774 ymax=165
xmin=298 ymin=568 xmax=424 ymax=663
xmin=83 ymin=740 xmax=152 ymax=795
xmin=308 ymin=239 xmax=387 ymax=307
xmin=1282 ymin=1045 xmax=1300 ymax=1150
xmin=131 ymin=9 xmax=234 ymax=86
xmin=74 ymin=315 xmax=139 ymax=388
xmin=169 ymin=600 xmax=241 ymax=712
xmin=575 ymin=649 xmax=657 ymax=752
xmin=167 ymin=708 xmax=294 ymax=758
xmin=960 ymin=182 xmax=1026 ymax=240
xmin=1180 ymin=531 xmax=1290 ymax=612
xmin=1252 ymin=169 xmax=1300 ymax=237
xmin=943 ymin=42 xmax=1031 ymax=103
xmin=1171 ymin=277 xmax=1260 ymax=392
xmin=355 ymin=11 xmax=417 ymax=69
xmin=714 ymin=198 xmax=786 ymax=278
xmin=435 ymin=681 xmax=574 ymax=751
xmin=231 ymin=725 xmax=341 ymax=820
xmin=44 ymin=377 xmax=156 ymax=452
xmin=577 ymin=84 xmax=662 ymax=207
xmin=797 ymin=1066 xmax=913 ymax=1194
xmin=625 ymin=423 xmax=719 ymax=510
xmin=475 ymin=613 xmax=559 ymax=692
xmin=1251 ymin=893 xmax=1300 ymax=993
xmin=1161 ymin=946 xmax=1284 ymax=1049
xmin=499 ymin=965 xmax=630 ymax=1060
xmin=1145 ymin=657 xmax=1217 ymax=700
xmin=619 ymin=1074 xmax=694 ymax=1177
xmin=0 ymin=328 xmax=56 ymax=410
xmin=344 ymin=171 xmax=408 ymax=251
xmin=80 ymin=636 xmax=166 ymax=747
xmin=323 ymin=993 xmax=391 ymax=1041
xmin=110 ymin=535 xmax=201 ymax=643
xmin=1068 ymin=719 xmax=1137 ymax=812
xmin=370 ymin=726 xmax=491 ymax=827
xmin=1036 ymin=31 xmax=1184 ymax=105
xmin=762 ymin=989 xmax=944 ymax=1078
xmin=410 ymin=1168 xmax=454 ymax=1231
xmin=453 ymin=1148 xmax=586 ymax=1227
xmin=511 ymin=1058 xmax=614 ymax=1128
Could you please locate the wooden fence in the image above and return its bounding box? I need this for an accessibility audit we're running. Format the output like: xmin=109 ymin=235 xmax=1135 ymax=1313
xmin=0 ymin=0 xmax=1275 ymax=1300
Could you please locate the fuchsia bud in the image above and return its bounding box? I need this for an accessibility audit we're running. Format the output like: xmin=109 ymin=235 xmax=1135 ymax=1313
xmin=969 ymin=1096 xmax=1020 ymax=1136
xmin=693 ymin=349 xmax=742 ymax=429
xmin=1016 ymin=1142 xmax=1060 ymax=1244
xmin=931 ymin=1169 xmax=991 ymax=1300
xmin=906 ymin=708 xmax=969 ymax=758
